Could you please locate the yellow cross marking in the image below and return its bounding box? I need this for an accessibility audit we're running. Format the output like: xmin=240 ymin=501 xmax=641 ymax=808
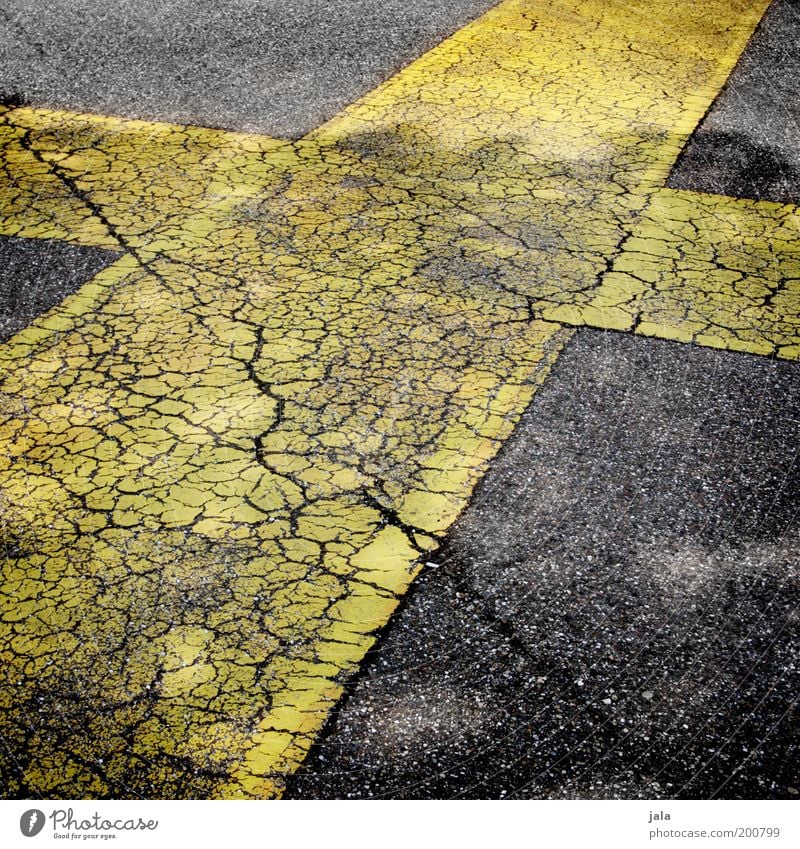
xmin=0 ymin=0 xmax=794 ymax=798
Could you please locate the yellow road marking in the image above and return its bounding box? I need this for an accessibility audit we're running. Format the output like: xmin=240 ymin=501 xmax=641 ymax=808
xmin=582 ymin=189 xmax=800 ymax=357
xmin=0 ymin=0 xmax=793 ymax=798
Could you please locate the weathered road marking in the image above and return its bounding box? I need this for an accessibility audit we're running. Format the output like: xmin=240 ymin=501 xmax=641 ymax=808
xmin=0 ymin=0 xmax=793 ymax=798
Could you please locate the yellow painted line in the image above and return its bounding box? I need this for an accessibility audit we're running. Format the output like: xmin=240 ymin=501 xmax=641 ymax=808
xmin=0 ymin=113 xmax=118 ymax=248
xmin=583 ymin=189 xmax=800 ymax=357
xmin=0 ymin=0 xmax=790 ymax=798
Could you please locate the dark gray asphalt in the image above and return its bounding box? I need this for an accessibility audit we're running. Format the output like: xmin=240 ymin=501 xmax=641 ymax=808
xmin=0 ymin=0 xmax=797 ymax=802
xmin=0 ymin=0 xmax=497 ymax=138
xmin=287 ymin=331 xmax=800 ymax=800
xmin=669 ymin=0 xmax=800 ymax=204
xmin=0 ymin=236 xmax=119 ymax=343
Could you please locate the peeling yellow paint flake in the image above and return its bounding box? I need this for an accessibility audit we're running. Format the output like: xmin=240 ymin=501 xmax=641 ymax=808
xmin=0 ymin=0 xmax=794 ymax=800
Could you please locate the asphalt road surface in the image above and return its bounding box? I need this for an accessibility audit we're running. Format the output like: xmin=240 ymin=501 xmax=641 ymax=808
xmin=0 ymin=0 xmax=797 ymax=800
xmin=288 ymin=331 xmax=800 ymax=799
xmin=0 ymin=0 xmax=498 ymax=137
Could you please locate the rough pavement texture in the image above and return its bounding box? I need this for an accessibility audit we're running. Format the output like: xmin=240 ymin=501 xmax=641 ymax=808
xmin=288 ymin=330 xmax=800 ymax=800
xmin=0 ymin=0 xmax=499 ymax=137
xmin=0 ymin=0 xmax=797 ymax=799
xmin=0 ymin=235 xmax=119 ymax=343
xmin=669 ymin=0 xmax=800 ymax=205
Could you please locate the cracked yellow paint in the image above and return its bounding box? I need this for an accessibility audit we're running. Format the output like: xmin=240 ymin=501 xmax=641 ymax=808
xmin=0 ymin=0 xmax=794 ymax=799
xmin=585 ymin=189 xmax=800 ymax=356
